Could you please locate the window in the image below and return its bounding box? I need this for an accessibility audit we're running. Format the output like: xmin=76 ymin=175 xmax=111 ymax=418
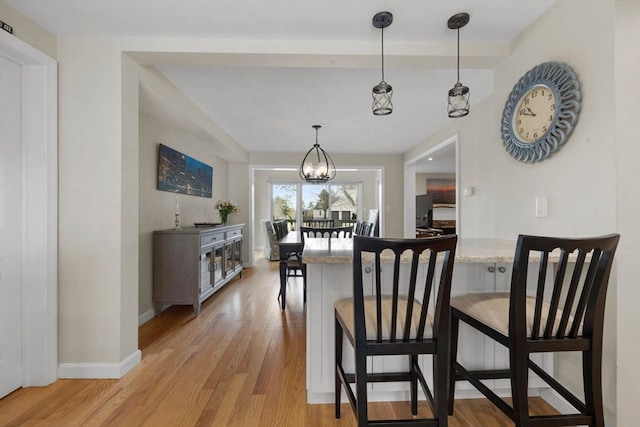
xmin=330 ymin=184 xmax=358 ymax=221
xmin=272 ymin=182 xmax=361 ymax=228
xmin=302 ymin=184 xmax=329 ymax=220
xmin=272 ymin=184 xmax=297 ymax=231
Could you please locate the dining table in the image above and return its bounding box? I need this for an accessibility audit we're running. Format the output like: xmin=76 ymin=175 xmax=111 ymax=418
xmin=276 ymin=230 xmax=304 ymax=310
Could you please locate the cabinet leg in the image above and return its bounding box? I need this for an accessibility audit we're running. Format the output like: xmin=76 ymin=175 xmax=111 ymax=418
xmin=279 ymin=260 xmax=287 ymax=310
xmin=193 ymin=303 xmax=201 ymax=317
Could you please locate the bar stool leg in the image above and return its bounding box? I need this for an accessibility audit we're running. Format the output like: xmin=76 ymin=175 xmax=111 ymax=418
xmin=448 ymin=315 xmax=460 ymax=415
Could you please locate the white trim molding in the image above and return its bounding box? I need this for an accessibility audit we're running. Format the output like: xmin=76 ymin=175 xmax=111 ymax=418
xmin=58 ymin=350 xmax=142 ymax=379
xmin=0 ymin=31 xmax=58 ymax=387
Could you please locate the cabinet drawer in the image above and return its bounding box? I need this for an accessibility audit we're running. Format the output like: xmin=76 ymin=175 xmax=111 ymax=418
xmin=201 ymin=232 xmax=224 ymax=248
xmin=226 ymin=228 xmax=242 ymax=239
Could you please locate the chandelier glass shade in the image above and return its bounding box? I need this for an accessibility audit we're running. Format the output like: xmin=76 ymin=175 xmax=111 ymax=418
xmin=299 ymin=125 xmax=336 ymax=183
xmin=372 ymin=11 xmax=393 ymax=116
xmin=447 ymin=13 xmax=471 ymax=118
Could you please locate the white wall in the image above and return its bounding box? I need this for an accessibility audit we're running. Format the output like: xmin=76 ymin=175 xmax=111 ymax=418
xmin=227 ymin=161 xmax=250 ymax=265
xmin=138 ymin=113 xmax=230 ymax=317
xmin=121 ymin=54 xmax=140 ymax=360
xmin=0 ymin=1 xmax=56 ymax=59
xmin=54 ymin=35 xmax=252 ymax=371
xmin=614 ymin=1 xmax=640 ymax=425
xmin=404 ymin=1 xmax=629 ymax=423
xmin=57 ymin=39 xmax=136 ymax=366
xmin=415 ymin=173 xmax=427 ymax=195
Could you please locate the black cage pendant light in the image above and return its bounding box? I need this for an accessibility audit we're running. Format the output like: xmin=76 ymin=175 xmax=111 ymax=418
xmin=372 ymin=11 xmax=393 ymax=116
xmin=447 ymin=12 xmax=470 ymax=118
xmin=299 ymin=125 xmax=336 ymax=183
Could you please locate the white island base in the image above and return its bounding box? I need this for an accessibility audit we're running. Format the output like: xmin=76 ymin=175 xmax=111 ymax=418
xmin=302 ymin=238 xmax=554 ymax=404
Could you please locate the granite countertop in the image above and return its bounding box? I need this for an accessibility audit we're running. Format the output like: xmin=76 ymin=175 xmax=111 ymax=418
xmin=302 ymin=237 xmax=355 ymax=264
xmin=302 ymin=238 xmax=522 ymax=265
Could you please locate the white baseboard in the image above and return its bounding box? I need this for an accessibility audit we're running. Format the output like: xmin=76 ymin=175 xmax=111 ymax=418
xmin=541 ymin=388 xmax=576 ymax=414
xmin=138 ymin=308 xmax=156 ymax=325
xmin=308 ymin=385 xmax=547 ymax=405
xmin=58 ymin=349 xmax=141 ymax=379
xmin=541 ymin=388 xmax=614 ymax=426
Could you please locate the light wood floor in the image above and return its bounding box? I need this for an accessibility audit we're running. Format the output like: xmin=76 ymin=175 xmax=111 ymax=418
xmin=0 ymin=255 xmax=558 ymax=426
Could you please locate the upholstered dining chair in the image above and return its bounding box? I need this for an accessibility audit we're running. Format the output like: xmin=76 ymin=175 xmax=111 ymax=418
xmin=448 ymin=234 xmax=620 ymax=427
xmin=260 ymin=220 xmax=280 ymax=261
xmin=335 ymin=234 xmax=458 ymax=427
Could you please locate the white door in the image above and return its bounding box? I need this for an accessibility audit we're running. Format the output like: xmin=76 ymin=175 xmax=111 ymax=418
xmin=0 ymin=55 xmax=23 ymax=398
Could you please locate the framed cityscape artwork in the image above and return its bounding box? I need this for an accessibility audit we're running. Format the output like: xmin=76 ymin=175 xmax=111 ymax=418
xmin=157 ymin=144 xmax=213 ymax=198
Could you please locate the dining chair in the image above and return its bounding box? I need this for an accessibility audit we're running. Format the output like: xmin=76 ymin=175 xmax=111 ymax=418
xmin=273 ymin=220 xmax=288 ymax=239
xmin=303 ymin=219 xmax=335 ymax=228
xmin=448 ymin=234 xmax=620 ymax=427
xmin=353 ymin=221 xmax=362 ymax=235
xmin=354 ymin=221 xmax=373 ymax=236
xmin=272 ymin=219 xmax=305 ymax=304
xmin=284 ymin=251 xmax=305 ymax=299
xmin=260 ymin=220 xmax=280 ymax=261
xmin=335 ymin=234 xmax=458 ymax=427
xmin=300 ymin=225 xmax=353 ymax=240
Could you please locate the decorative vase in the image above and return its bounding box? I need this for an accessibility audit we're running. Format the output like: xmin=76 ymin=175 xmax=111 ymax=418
xmin=220 ymin=211 xmax=229 ymax=225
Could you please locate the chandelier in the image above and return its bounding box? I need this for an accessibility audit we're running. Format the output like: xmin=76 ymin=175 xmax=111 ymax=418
xmin=299 ymin=125 xmax=336 ymax=183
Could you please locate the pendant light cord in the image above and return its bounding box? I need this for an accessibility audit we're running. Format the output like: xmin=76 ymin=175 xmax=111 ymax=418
xmin=381 ymin=25 xmax=385 ymax=82
xmin=456 ymin=26 xmax=460 ymax=83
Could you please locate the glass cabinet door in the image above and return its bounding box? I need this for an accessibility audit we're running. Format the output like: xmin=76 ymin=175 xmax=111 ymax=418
xmin=223 ymin=237 xmax=243 ymax=277
xmin=224 ymin=241 xmax=234 ymax=277
xmin=200 ymin=252 xmax=214 ymax=295
xmin=233 ymin=238 xmax=242 ymax=270
xmin=211 ymin=244 xmax=224 ymax=286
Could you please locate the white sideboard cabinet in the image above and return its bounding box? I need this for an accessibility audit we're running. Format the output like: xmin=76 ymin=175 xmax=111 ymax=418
xmin=153 ymin=224 xmax=243 ymax=316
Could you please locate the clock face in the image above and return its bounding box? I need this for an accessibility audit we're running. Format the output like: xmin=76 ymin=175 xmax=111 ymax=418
xmin=501 ymin=62 xmax=581 ymax=163
xmin=513 ymin=85 xmax=556 ymax=143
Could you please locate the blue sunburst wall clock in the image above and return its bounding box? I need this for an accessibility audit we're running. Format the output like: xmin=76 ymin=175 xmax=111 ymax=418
xmin=500 ymin=61 xmax=582 ymax=163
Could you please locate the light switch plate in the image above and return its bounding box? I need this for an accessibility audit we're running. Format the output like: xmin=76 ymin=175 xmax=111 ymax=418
xmin=536 ymin=197 xmax=548 ymax=218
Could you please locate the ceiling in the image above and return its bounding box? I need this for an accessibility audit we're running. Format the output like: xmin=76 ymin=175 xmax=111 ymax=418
xmin=414 ymin=142 xmax=456 ymax=174
xmin=7 ymin=0 xmax=558 ymax=156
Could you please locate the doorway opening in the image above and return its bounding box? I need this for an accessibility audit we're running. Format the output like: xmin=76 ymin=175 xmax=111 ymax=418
xmin=404 ymin=135 xmax=459 ymax=238
xmin=249 ymin=165 xmax=384 ymax=267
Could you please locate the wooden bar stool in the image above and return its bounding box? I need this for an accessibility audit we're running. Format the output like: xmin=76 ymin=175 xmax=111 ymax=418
xmin=449 ymin=234 xmax=620 ymax=427
xmin=335 ymin=235 xmax=458 ymax=426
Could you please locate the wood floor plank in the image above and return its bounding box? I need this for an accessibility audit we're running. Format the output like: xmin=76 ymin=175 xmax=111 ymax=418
xmin=0 ymin=253 xmax=560 ymax=426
